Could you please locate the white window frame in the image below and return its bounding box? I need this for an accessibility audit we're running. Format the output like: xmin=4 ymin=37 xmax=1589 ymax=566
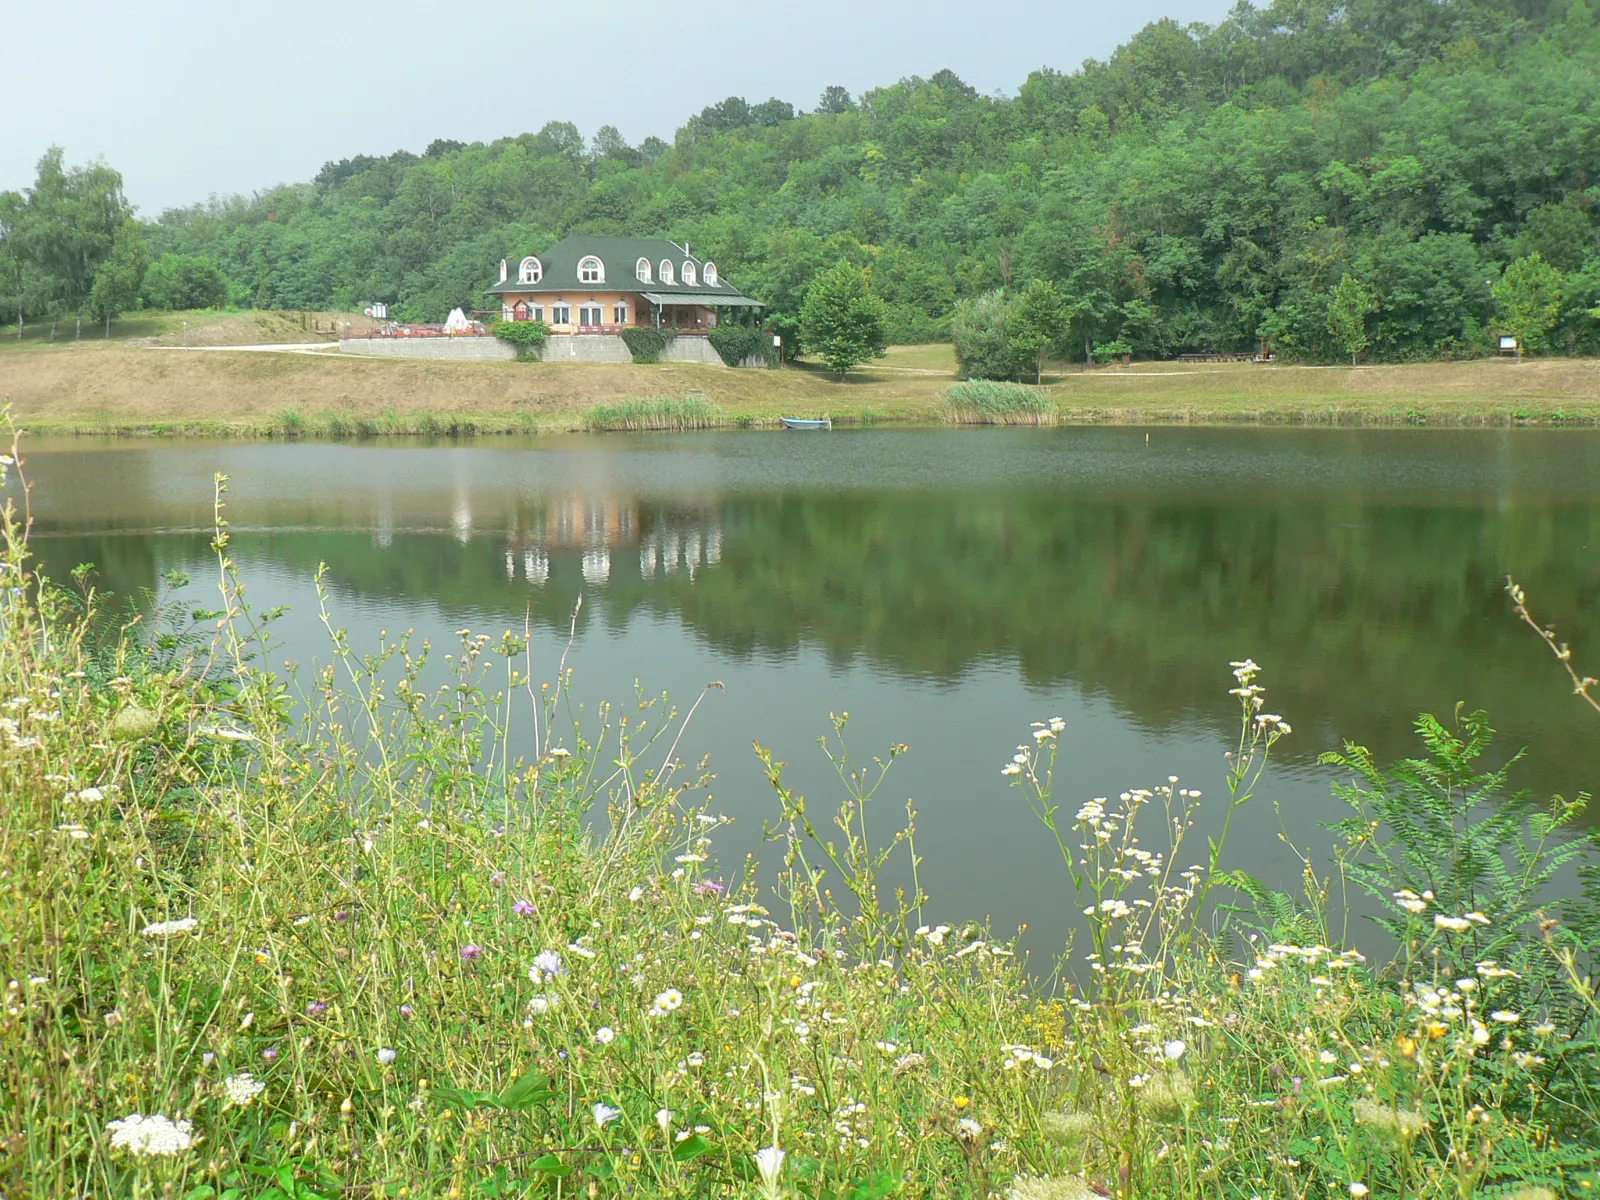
xmin=703 ymin=262 xmax=718 ymax=286
xmin=659 ymin=259 xmax=675 ymax=285
xmin=578 ymin=304 xmax=604 ymax=327
xmin=519 ymin=256 xmax=542 ymax=284
xmin=636 ymin=257 xmax=652 ymax=283
xmin=682 ymin=262 xmax=697 ymax=286
xmin=578 ymin=255 xmax=605 ymax=284
xmin=530 ymin=304 xmax=545 ymax=323
xmin=552 ymin=303 xmax=572 ymax=325
xmin=613 ymin=302 xmax=628 ymax=324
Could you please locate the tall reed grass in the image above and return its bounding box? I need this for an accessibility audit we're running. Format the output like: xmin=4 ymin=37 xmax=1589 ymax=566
xmin=0 ymin=423 xmax=1596 ymax=1198
xmin=943 ymin=381 xmax=1059 ymax=425
xmin=584 ymin=393 xmax=722 ymax=432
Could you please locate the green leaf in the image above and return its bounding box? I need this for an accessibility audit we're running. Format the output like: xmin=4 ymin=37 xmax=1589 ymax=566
xmin=433 ymin=1086 xmax=500 ymax=1110
xmin=528 ymin=1154 xmax=572 ymax=1178
xmin=671 ymin=1133 xmax=713 ymax=1162
xmin=496 ymin=1069 xmax=554 ymax=1110
xmin=847 ymin=1170 xmax=903 ymax=1199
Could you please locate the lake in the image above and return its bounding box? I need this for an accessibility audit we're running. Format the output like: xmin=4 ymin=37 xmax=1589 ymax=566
xmin=17 ymin=427 xmax=1600 ymax=957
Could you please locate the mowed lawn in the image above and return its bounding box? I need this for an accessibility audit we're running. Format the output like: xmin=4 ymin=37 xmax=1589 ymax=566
xmin=1 ymin=310 xmax=1598 ymax=434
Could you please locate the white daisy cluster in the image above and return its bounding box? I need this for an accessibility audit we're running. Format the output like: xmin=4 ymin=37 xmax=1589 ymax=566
xmin=1001 ymin=1043 xmax=1055 ymax=1071
xmin=140 ymin=917 xmax=198 ymax=938
xmin=105 ymin=1113 xmax=193 ymax=1156
xmin=221 ymin=1073 xmax=266 ymax=1109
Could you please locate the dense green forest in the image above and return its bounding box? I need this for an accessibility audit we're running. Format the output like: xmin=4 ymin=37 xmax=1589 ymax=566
xmin=6 ymin=0 xmax=1600 ymax=360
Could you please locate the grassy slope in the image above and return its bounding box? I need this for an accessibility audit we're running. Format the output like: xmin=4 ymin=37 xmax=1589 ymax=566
xmin=2 ymin=313 xmax=1599 ymax=434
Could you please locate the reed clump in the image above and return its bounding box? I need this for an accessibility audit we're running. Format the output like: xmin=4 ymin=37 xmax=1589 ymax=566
xmin=584 ymin=392 xmax=722 ymax=431
xmin=1 ymin=429 xmax=1597 ymax=1198
xmin=943 ymin=380 xmax=1059 ymax=425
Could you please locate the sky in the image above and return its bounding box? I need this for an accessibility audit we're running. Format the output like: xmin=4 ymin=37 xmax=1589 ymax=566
xmin=2 ymin=0 xmax=1236 ymax=216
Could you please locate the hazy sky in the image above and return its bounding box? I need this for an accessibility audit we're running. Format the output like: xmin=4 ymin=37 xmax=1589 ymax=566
xmin=3 ymin=0 xmax=1235 ymax=215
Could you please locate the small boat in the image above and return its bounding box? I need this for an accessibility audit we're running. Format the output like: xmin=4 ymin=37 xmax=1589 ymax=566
xmin=780 ymin=417 xmax=832 ymax=431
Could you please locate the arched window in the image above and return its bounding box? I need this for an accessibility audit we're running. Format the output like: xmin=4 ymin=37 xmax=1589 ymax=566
xmin=659 ymin=260 xmax=675 ymax=285
xmin=636 ymin=257 xmax=653 ymax=284
xmin=682 ymin=262 xmax=697 ymax=286
xmin=703 ymin=262 xmax=718 ymax=286
xmin=578 ymin=255 xmax=604 ymax=284
xmin=519 ymin=257 xmax=542 ymax=284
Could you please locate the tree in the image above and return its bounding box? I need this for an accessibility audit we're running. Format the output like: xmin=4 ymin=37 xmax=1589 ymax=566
xmin=750 ymin=98 xmax=796 ymax=126
xmin=12 ymin=147 xmax=132 ymax=337
xmin=800 ymin=261 xmax=887 ymax=377
xmin=1492 ymin=253 xmax=1563 ymax=362
xmin=87 ymin=220 xmax=148 ymax=334
xmin=1009 ymin=280 xmax=1068 ymax=382
xmin=951 ymin=290 xmax=1029 ymax=380
xmin=591 ymin=125 xmax=631 ymax=159
xmin=1326 ymin=273 xmax=1377 ymax=366
xmin=142 ymin=253 xmax=228 ymax=311
xmin=816 ymin=86 xmax=855 ymax=114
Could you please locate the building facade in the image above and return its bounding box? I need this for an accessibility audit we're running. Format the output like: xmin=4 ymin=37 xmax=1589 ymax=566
xmin=485 ymin=234 xmax=762 ymax=336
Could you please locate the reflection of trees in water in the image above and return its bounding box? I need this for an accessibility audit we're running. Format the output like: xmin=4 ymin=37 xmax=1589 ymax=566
xmin=32 ymin=491 xmax=1600 ymax=800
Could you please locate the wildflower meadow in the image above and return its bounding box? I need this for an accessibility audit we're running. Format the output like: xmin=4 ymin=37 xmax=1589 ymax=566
xmin=2 ymin=432 xmax=1599 ymax=1199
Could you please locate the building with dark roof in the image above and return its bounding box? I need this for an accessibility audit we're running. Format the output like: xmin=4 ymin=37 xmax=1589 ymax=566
xmin=486 ymin=234 xmax=762 ymax=336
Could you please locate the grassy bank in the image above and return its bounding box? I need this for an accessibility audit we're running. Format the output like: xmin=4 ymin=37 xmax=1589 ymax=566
xmin=2 ymin=312 xmax=1600 ymax=436
xmin=4 ymin=448 xmax=1600 ymax=1197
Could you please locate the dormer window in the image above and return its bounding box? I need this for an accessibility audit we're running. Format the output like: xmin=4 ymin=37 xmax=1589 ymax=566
xmin=518 ymin=256 xmax=542 ymax=284
xmin=636 ymin=257 xmax=652 ymax=283
xmin=578 ymin=255 xmax=604 ymax=284
xmin=703 ymin=262 xmax=718 ymax=286
xmin=659 ymin=260 xmax=675 ymax=285
xmin=682 ymin=262 xmax=697 ymax=286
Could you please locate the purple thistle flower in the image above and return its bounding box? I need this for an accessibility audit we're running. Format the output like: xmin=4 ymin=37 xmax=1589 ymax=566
xmin=694 ymin=881 xmax=726 ymax=896
xmin=305 ymin=1001 xmax=328 ymax=1017
xmin=460 ymin=944 xmax=484 ymax=962
xmin=400 ymin=1004 xmax=415 ymax=1019
xmin=333 ymin=909 xmax=351 ymax=923
xmin=513 ymin=900 xmax=536 ymax=916
xmin=490 ymin=871 xmax=506 ymax=886
xmin=262 ymin=1047 xmax=279 ymax=1061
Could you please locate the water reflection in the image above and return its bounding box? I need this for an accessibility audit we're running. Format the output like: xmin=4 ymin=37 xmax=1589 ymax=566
xmin=14 ymin=429 xmax=1600 ymax=952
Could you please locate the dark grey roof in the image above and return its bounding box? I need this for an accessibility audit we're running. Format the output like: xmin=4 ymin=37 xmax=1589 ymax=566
xmin=486 ymin=234 xmax=752 ymax=299
xmin=643 ymin=291 xmax=764 ymax=307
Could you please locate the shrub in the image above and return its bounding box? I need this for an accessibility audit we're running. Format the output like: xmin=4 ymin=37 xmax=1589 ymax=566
xmin=942 ymin=380 xmax=1058 ymax=424
xmin=141 ymin=254 xmax=229 ymax=311
xmin=494 ymin=320 xmax=551 ymax=360
xmin=583 ymin=392 xmax=720 ymax=431
xmin=706 ymin=326 xmax=776 ymax=367
xmin=951 ymin=290 xmax=1032 ymax=381
xmin=619 ymin=326 xmax=673 ymax=363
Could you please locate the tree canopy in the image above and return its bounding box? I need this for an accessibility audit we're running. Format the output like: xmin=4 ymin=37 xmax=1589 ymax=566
xmin=8 ymin=0 xmax=1600 ymax=359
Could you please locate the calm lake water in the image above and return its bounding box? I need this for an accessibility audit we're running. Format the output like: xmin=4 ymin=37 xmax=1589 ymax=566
xmin=17 ymin=428 xmax=1600 ymax=957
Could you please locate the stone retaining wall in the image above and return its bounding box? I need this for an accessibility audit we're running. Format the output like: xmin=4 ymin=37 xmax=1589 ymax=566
xmin=339 ymin=337 xmax=516 ymax=361
xmin=539 ymin=335 xmax=634 ymax=363
xmin=337 ymin=333 xmax=768 ymax=368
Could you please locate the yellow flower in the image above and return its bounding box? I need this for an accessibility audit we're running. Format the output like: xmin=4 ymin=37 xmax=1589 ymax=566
xmin=1397 ymin=1035 xmax=1417 ymax=1058
xmin=953 ymin=1095 xmax=971 ymax=1110
xmin=1426 ymin=1021 xmax=1449 ymax=1040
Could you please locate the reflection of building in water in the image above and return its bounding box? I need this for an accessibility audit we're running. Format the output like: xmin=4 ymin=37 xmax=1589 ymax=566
xmin=496 ymin=494 xmax=723 ymax=589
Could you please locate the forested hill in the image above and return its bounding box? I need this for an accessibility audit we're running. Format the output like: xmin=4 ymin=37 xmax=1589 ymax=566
xmin=18 ymin=0 xmax=1600 ymax=359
